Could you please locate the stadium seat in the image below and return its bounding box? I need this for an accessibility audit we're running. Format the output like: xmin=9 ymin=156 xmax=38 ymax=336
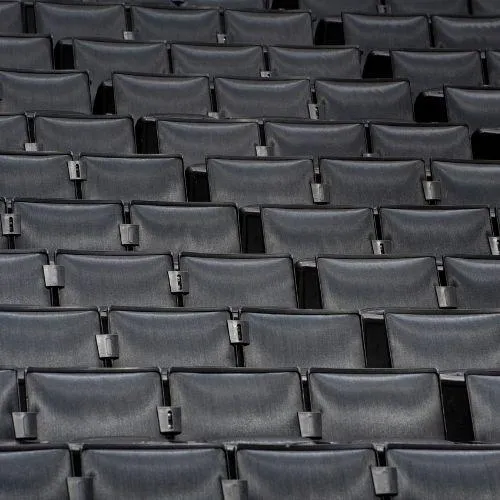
xmin=314 ymin=79 xmax=413 ymax=121
xmin=130 ymin=6 xmax=221 ymax=43
xmin=391 ymin=50 xmax=483 ymax=103
xmin=317 ymin=256 xmax=440 ymax=310
xmin=171 ymin=43 xmax=265 ymax=78
xmin=299 ymin=0 xmax=378 ymax=18
xmin=109 ymin=307 xmax=236 ymax=368
xmin=432 ymin=16 xmax=500 ymax=50
xmin=0 ymin=445 xmax=73 ymax=500
xmin=35 ymin=3 xmax=127 ymax=43
xmin=378 ymin=207 xmax=493 ymax=263
xmin=486 ymin=50 xmax=500 ymax=85
xmin=369 ymin=122 xmax=472 ymax=165
xmin=471 ymin=0 xmax=500 ymax=15
xmin=319 ymin=158 xmax=427 ymax=206
xmin=261 ymin=206 xmax=376 ymax=261
xmin=235 ymin=444 xmax=379 ymax=500
xmin=263 ymin=120 xmax=368 ymax=159
xmin=23 ymin=368 xmax=165 ymax=441
xmin=0 ymin=307 xmax=101 ymax=368
xmin=266 ymin=46 xmax=361 ymax=80
xmin=385 ymin=311 xmax=500 ymax=371
xmin=130 ymin=202 xmax=240 ymax=255
xmin=223 ymin=9 xmax=313 ymax=46
xmin=308 ymin=369 xmax=446 ymax=441
xmin=174 ymin=0 xmax=264 ymax=6
xmin=240 ymin=309 xmax=365 ymax=370
xmin=207 ymin=157 xmax=316 ymax=206
xmin=430 ymin=159 xmax=500 ymax=206
xmin=179 ymin=253 xmax=297 ymax=308
xmin=72 ymin=39 xmax=169 ymax=102
xmin=0 ymin=2 xmax=23 ymax=34
xmin=0 ymin=369 xmax=19 ymax=439
xmin=0 ymin=70 xmax=91 ymax=114
xmin=33 ymin=114 xmax=136 ymax=155
xmin=384 ymin=0 xmax=468 ymax=15
xmin=443 ymin=256 xmax=500 ymax=309
xmin=0 ymin=251 xmax=51 ymax=305
xmin=167 ymin=368 xmax=305 ymax=442
xmin=0 ymin=152 xmax=76 ymax=199
xmin=0 ymin=35 xmax=53 ymax=70
xmin=214 ymin=78 xmax=312 ymax=119
xmin=385 ymin=444 xmax=500 ymax=499
xmin=9 ymin=200 xmax=126 ymax=254
xmin=55 ymin=251 xmax=177 ymax=308
xmin=112 ymin=73 xmax=212 ymax=121
xmin=80 ymin=444 xmax=229 ymax=500
xmin=80 ymin=154 xmax=185 ymax=202
xmin=0 ymin=115 xmax=30 ymax=152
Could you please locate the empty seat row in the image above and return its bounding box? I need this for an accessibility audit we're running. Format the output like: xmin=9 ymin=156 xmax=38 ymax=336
xmin=0 ymin=366 xmax=500 ymax=443
xmin=1 ymin=306 xmax=500 ymax=373
xmin=2 ymin=442 xmax=500 ymax=499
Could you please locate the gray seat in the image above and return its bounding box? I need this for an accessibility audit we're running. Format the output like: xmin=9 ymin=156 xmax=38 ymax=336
xmin=385 ymin=444 xmax=500 ymax=499
xmin=24 ymin=368 xmax=164 ymax=442
xmin=317 ymin=255 xmax=440 ymax=311
xmin=10 ymin=200 xmax=126 ymax=254
xmin=109 ymin=307 xmax=236 ymax=369
xmin=0 ymin=70 xmax=91 ymax=114
xmin=55 ymin=251 xmax=176 ymax=308
xmin=112 ymin=73 xmax=212 ymax=122
xmin=0 ymin=251 xmax=51 ymax=306
xmin=264 ymin=121 xmax=367 ymax=159
xmin=391 ymin=50 xmax=483 ymax=102
xmin=208 ymin=157 xmax=315 ymax=206
xmin=0 ymin=2 xmax=23 ymax=34
xmin=315 ymin=79 xmax=413 ymax=121
xmin=215 ymin=78 xmax=312 ymax=119
xmin=167 ymin=368 xmax=304 ymax=442
xmin=80 ymin=155 xmax=185 ymax=202
xmin=486 ymin=51 xmax=500 ymax=86
xmin=156 ymin=118 xmax=260 ymax=170
xmin=0 ymin=153 xmax=76 ymax=199
xmin=0 ymin=115 xmax=29 ymax=152
xmin=267 ymin=46 xmax=361 ymax=80
xmin=33 ymin=115 xmax=136 ymax=155
xmin=240 ymin=309 xmax=365 ymax=371
xmin=466 ymin=371 xmax=500 ymax=442
xmin=320 ymin=158 xmax=427 ymax=206
xmin=35 ymin=3 xmax=127 ymax=43
xmin=385 ymin=311 xmax=500 ymax=371
xmin=0 ymin=307 xmax=101 ymax=368
xmin=235 ymin=445 xmax=378 ymax=500
xmin=432 ymin=16 xmax=500 ymax=50
xmin=223 ymin=9 xmax=313 ymax=46
xmin=378 ymin=207 xmax=493 ymax=263
xmin=73 ymin=39 xmax=169 ymax=101
xmin=171 ymin=43 xmax=265 ymax=79
xmin=385 ymin=0 xmax=468 ymax=15
xmin=130 ymin=6 xmax=221 ymax=43
xmin=80 ymin=444 xmax=229 ymax=500
xmin=308 ymin=369 xmax=446 ymax=442
xmin=472 ymin=0 xmax=500 ymax=15
xmin=130 ymin=202 xmax=240 ymax=256
xmin=173 ymin=0 xmax=264 ymax=6
xmin=443 ymin=256 xmax=500 ymax=309
xmin=261 ymin=206 xmax=376 ymax=262
xmin=369 ymin=122 xmax=472 ymax=165
xmin=0 ymin=35 xmax=52 ymax=70
xmin=0 ymin=369 xmax=19 ymax=439
xmin=0 ymin=445 xmax=73 ymax=500
xmin=179 ymin=253 xmax=297 ymax=309
xmin=430 ymin=159 xmax=500 ymax=206
xmin=298 ymin=0 xmax=378 ymax=18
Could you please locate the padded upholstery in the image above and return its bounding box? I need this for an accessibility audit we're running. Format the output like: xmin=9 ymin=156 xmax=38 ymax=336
xmin=433 ymin=16 xmax=500 ymax=50
xmin=25 ymin=368 xmax=164 ymax=441
xmin=241 ymin=309 xmax=365 ymax=370
xmin=472 ymin=0 xmax=500 ymax=15
xmin=386 ymin=0 xmax=468 ymax=15
xmin=486 ymin=50 xmax=500 ymax=86
xmin=179 ymin=253 xmax=297 ymax=308
xmin=168 ymin=368 xmax=304 ymax=442
xmin=55 ymin=251 xmax=176 ymax=308
xmin=0 ymin=115 xmax=29 ymax=152
xmin=0 ymin=2 xmax=23 ymax=34
xmin=109 ymin=308 xmax=236 ymax=368
xmin=0 ymin=35 xmax=52 ymax=70
xmin=309 ymin=369 xmax=446 ymax=441
xmin=299 ymin=0 xmax=378 ymax=17
xmin=317 ymin=256 xmax=440 ymax=310
xmin=0 ymin=369 xmax=19 ymax=439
